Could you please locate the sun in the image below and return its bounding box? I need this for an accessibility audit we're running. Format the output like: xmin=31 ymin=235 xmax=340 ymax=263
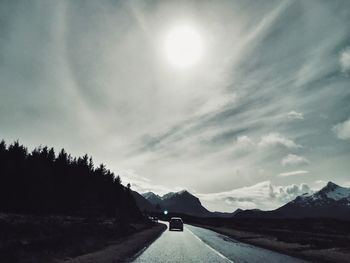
xmin=163 ymin=24 xmax=204 ymax=69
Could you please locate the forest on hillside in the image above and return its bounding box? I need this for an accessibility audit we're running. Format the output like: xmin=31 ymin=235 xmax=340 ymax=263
xmin=0 ymin=140 xmax=141 ymax=221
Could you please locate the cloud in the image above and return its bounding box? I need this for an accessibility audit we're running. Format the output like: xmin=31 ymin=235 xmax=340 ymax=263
xmin=197 ymin=181 xmax=313 ymax=212
xmin=234 ymin=135 xmax=255 ymax=153
xmin=278 ymin=170 xmax=309 ymax=177
xmin=237 ymin=135 xmax=255 ymax=146
xmin=258 ymin=133 xmax=301 ymax=149
xmin=314 ymin=180 xmax=328 ymax=188
xmin=287 ymin=111 xmax=304 ymax=120
xmin=234 ymin=133 xmax=301 ymax=153
xmin=118 ymin=169 xmax=181 ymax=195
xmin=281 ymin=154 xmax=309 ymax=167
xmin=333 ymin=118 xmax=350 ymax=140
xmin=340 ymin=47 xmax=350 ymax=73
xmin=1 ymin=0 xmax=349 ymax=201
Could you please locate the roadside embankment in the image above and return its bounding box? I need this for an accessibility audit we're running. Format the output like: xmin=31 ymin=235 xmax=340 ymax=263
xmin=63 ymin=222 xmax=166 ymax=263
xmin=0 ymin=213 xmax=165 ymax=263
xmin=192 ymin=224 xmax=350 ymax=263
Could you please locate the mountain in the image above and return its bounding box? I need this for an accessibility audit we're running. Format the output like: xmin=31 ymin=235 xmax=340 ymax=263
xmin=140 ymin=190 xmax=215 ymax=217
xmin=131 ymin=191 xmax=155 ymax=212
xmin=235 ymin=182 xmax=350 ymax=220
xmin=212 ymin=208 xmax=244 ymax=218
xmin=161 ymin=190 xmax=212 ymax=217
xmin=161 ymin=192 xmax=177 ymax=200
xmin=142 ymin=192 xmax=162 ymax=205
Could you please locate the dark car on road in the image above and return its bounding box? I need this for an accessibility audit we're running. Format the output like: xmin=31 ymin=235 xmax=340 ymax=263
xmin=169 ymin=217 xmax=183 ymax=231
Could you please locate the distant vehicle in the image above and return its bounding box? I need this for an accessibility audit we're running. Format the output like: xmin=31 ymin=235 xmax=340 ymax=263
xmin=147 ymin=216 xmax=158 ymax=222
xmin=169 ymin=217 xmax=183 ymax=231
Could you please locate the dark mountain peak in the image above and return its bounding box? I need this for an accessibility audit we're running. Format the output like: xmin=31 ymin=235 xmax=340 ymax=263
xmin=159 ymin=189 xmax=211 ymax=217
xmin=177 ymin=190 xmax=193 ymax=197
xmin=142 ymin=192 xmax=162 ymax=205
xmin=161 ymin=190 xmax=193 ymax=200
xmin=142 ymin=192 xmax=161 ymax=199
xmin=232 ymin=208 xmax=243 ymax=215
xmin=322 ymin=181 xmax=340 ymax=191
xmin=161 ymin=192 xmax=176 ymax=200
xmin=132 ymin=190 xmax=154 ymax=212
xmin=168 ymin=190 xmax=200 ymax=203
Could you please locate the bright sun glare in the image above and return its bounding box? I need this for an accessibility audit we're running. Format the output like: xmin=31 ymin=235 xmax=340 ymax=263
xmin=163 ymin=24 xmax=204 ymax=69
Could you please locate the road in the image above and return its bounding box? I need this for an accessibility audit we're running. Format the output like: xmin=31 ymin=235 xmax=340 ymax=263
xmin=133 ymin=221 xmax=307 ymax=263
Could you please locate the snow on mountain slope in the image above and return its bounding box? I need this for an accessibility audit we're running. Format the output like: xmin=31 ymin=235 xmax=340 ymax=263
xmin=235 ymin=182 xmax=350 ymax=219
xmin=323 ymin=183 xmax=350 ymax=201
xmin=293 ymin=182 xmax=350 ymax=206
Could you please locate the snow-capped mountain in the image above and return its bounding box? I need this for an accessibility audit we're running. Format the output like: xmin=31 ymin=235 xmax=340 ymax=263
xmin=290 ymin=182 xmax=350 ymax=207
xmin=235 ymin=182 xmax=350 ymax=219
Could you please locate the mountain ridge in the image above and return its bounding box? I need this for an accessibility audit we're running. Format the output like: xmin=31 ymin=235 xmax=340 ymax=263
xmin=133 ymin=181 xmax=350 ymax=220
xmin=235 ymin=181 xmax=350 ymax=220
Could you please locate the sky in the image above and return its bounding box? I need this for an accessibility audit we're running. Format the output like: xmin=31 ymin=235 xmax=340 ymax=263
xmin=1 ymin=0 xmax=350 ymax=212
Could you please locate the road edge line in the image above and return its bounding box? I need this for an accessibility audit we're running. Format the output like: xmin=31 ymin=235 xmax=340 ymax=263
xmin=186 ymin=227 xmax=234 ymax=263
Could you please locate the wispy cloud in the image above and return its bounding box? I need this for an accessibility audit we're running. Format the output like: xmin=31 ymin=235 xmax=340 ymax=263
xmin=281 ymin=154 xmax=309 ymax=167
xmin=340 ymin=47 xmax=350 ymax=73
xmin=258 ymin=133 xmax=301 ymax=149
xmin=120 ymin=169 xmax=183 ymax=196
xmin=278 ymin=170 xmax=309 ymax=177
xmin=287 ymin=111 xmax=304 ymax=120
xmin=235 ymin=135 xmax=255 ymax=153
xmin=197 ymin=181 xmax=312 ymax=212
xmin=333 ymin=118 xmax=350 ymax=140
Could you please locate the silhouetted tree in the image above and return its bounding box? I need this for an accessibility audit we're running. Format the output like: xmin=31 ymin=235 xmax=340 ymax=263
xmin=115 ymin=175 xmax=121 ymax=185
xmin=0 ymin=140 xmax=142 ymax=221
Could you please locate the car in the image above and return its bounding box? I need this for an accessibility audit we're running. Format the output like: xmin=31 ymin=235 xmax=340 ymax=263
xmin=169 ymin=217 xmax=183 ymax=231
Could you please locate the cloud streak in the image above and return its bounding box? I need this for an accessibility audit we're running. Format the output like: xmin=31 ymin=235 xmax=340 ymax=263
xmin=287 ymin=111 xmax=304 ymax=120
xmin=258 ymin=133 xmax=301 ymax=149
xmin=281 ymin=154 xmax=310 ymax=167
xmin=278 ymin=170 xmax=309 ymax=177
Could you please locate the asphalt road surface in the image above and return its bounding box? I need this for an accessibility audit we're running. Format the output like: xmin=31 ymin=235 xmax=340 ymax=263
xmin=133 ymin=221 xmax=307 ymax=263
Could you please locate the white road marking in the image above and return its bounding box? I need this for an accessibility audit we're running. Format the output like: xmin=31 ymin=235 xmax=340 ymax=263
xmin=186 ymin=226 xmax=234 ymax=263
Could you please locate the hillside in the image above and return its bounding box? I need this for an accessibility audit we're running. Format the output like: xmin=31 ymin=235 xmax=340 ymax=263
xmin=235 ymin=182 xmax=350 ymax=220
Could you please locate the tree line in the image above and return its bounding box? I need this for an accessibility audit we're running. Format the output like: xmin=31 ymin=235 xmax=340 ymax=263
xmin=0 ymin=140 xmax=141 ymax=221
